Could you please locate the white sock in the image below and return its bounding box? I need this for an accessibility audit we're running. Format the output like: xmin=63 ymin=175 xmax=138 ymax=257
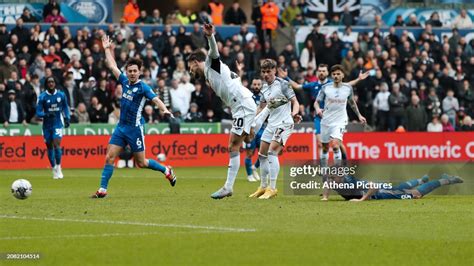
xmin=253 ymin=108 xmax=270 ymax=133
xmin=259 ymin=153 xmax=269 ymax=188
xmin=334 ymin=149 xmax=342 ymax=161
xmin=224 ymin=151 xmax=240 ymax=191
xmin=268 ymin=151 xmax=280 ymax=190
xmin=321 ymin=151 xmax=329 ymax=167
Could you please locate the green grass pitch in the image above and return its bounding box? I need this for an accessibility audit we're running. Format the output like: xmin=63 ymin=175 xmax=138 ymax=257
xmin=0 ymin=166 xmax=472 ymax=266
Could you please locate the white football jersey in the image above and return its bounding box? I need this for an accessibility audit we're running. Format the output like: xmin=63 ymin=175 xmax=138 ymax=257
xmin=260 ymin=77 xmax=295 ymax=127
xmin=205 ymin=57 xmax=253 ymax=113
xmin=317 ymin=82 xmax=353 ymax=126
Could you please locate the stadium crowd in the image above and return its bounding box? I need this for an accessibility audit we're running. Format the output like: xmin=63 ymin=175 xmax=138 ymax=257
xmin=0 ymin=0 xmax=473 ymax=132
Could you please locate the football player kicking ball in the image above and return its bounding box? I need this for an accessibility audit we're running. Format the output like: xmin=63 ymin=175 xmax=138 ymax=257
xmin=36 ymin=76 xmax=70 ymax=179
xmin=92 ymin=35 xmax=176 ymax=198
xmin=187 ymin=24 xmax=257 ymax=199
xmin=315 ymin=65 xmax=366 ymax=187
xmin=249 ymin=59 xmax=302 ymax=199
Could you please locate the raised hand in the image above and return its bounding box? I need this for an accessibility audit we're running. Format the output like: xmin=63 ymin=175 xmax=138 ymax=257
xmin=102 ymin=35 xmax=112 ymax=49
xmin=277 ymin=67 xmax=288 ymax=79
xmin=358 ymin=70 xmax=370 ymax=81
xmin=202 ymin=23 xmax=215 ymax=37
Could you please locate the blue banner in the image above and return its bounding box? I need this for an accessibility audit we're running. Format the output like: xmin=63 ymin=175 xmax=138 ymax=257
xmin=382 ymin=8 xmax=474 ymax=27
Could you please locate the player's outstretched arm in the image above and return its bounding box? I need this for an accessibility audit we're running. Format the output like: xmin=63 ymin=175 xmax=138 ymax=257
xmin=348 ymin=89 xmax=367 ymax=124
xmin=347 ymin=70 xmax=370 ymax=87
xmin=102 ymin=35 xmax=121 ymax=80
xmin=314 ymin=88 xmax=325 ymax=117
xmin=151 ymin=97 xmax=173 ymax=118
xmin=351 ymin=185 xmax=377 ymax=201
xmin=277 ymin=67 xmax=302 ymax=90
xmin=203 ymin=24 xmax=219 ymax=59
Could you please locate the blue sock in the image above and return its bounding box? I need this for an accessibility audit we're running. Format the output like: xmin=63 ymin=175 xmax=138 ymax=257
xmin=394 ymin=176 xmax=428 ymax=190
xmin=245 ymin=158 xmax=253 ymax=176
xmin=416 ymin=180 xmax=441 ymax=196
xmin=148 ymin=159 xmax=166 ymax=174
xmin=54 ymin=147 xmax=62 ymax=165
xmin=100 ymin=163 xmax=114 ymax=189
xmin=47 ymin=148 xmax=55 ymax=168
xmin=254 ymin=158 xmax=260 ymax=169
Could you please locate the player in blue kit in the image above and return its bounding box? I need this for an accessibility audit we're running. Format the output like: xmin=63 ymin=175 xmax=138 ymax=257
xmin=36 ymin=76 xmax=70 ymax=179
xmin=92 ymin=35 xmax=176 ymax=198
xmin=245 ymin=77 xmax=264 ymax=182
xmin=329 ymin=173 xmax=463 ymax=201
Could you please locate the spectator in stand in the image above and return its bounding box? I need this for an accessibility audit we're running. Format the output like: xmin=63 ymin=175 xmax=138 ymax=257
xmin=281 ymin=0 xmax=301 ymax=27
xmin=393 ymin=15 xmax=405 ymax=27
xmin=73 ymin=103 xmax=90 ymax=124
xmin=442 ymin=89 xmax=459 ymax=129
xmin=406 ymin=14 xmax=421 ymax=27
xmin=224 ymin=1 xmax=247 ymax=25
xmin=21 ymin=8 xmax=38 ymax=23
xmin=44 ymin=7 xmax=67 ymax=23
xmin=185 ymin=103 xmax=203 ymax=122
xmin=135 ymin=10 xmax=153 ymax=24
xmin=88 ymin=96 xmax=108 ymax=123
xmin=151 ymin=9 xmax=163 ymax=24
xmin=208 ymin=0 xmax=225 ymax=26
xmin=299 ymin=39 xmax=316 ymax=70
xmin=292 ymin=13 xmax=306 ymax=26
xmin=340 ymin=6 xmax=354 ymax=27
xmin=123 ymin=0 xmax=140 ymax=24
xmin=260 ymin=0 xmax=279 ymax=44
xmin=406 ymin=95 xmax=428 ymax=131
xmin=441 ymin=114 xmax=455 ymax=132
xmin=374 ymin=15 xmax=385 ymax=28
xmin=143 ymin=105 xmax=158 ymax=124
xmin=426 ymin=12 xmax=443 ymax=27
xmin=108 ymin=101 xmax=120 ymax=125
xmin=460 ymin=116 xmax=473 ymax=131
xmin=373 ymin=82 xmax=391 ymax=131
xmin=79 ymin=77 xmax=96 ymax=109
xmin=43 ymin=0 xmax=60 ymax=20
xmin=389 ymin=83 xmax=408 ymax=131
xmin=10 ymin=18 xmax=29 ymax=48
xmin=427 ymin=115 xmax=442 ymax=132
xmin=452 ymin=9 xmax=473 ymax=29
xmin=3 ymin=89 xmax=26 ymax=127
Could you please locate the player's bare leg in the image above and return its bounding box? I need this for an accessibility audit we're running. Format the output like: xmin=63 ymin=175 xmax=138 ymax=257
xmin=210 ymin=132 xmax=248 ymax=199
xmin=259 ymin=140 xmax=283 ymax=199
xmin=92 ymin=144 xmax=123 ymax=198
xmin=52 ymin=138 xmax=63 ymax=179
xmin=134 ymin=151 xmax=176 ymax=186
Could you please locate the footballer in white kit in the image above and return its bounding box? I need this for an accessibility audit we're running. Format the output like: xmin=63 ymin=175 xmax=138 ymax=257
xmin=187 ymin=24 xmax=257 ymax=199
xmin=249 ymin=59 xmax=302 ymax=199
xmin=315 ymin=65 xmax=366 ymax=168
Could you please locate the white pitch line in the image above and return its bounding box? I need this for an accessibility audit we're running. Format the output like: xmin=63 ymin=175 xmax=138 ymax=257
xmin=0 ymin=231 xmax=211 ymax=241
xmin=0 ymin=215 xmax=256 ymax=233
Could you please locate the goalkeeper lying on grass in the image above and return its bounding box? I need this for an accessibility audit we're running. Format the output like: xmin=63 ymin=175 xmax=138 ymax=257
xmin=328 ymin=173 xmax=463 ymax=201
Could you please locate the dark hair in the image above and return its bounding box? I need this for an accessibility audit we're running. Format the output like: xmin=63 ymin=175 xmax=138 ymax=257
xmin=125 ymin=58 xmax=143 ymax=70
xmin=260 ymin=58 xmax=276 ymax=70
xmin=188 ymin=49 xmax=206 ymax=62
xmin=330 ymin=64 xmax=344 ymax=74
xmin=317 ymin=64 xmax=328 ymax=70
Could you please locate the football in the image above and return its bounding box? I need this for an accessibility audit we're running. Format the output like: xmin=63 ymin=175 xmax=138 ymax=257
xmin=11 ymin=179 xmax=32 ymax=200
xmin=157 ymin=153 xmax=166 ymax=162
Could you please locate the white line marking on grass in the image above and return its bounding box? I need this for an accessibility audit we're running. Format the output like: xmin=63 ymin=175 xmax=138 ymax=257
xmin=0 ymin=231 xmax=213 ymax=241
xmin=0 ymin=215 xmax=256 ymax=233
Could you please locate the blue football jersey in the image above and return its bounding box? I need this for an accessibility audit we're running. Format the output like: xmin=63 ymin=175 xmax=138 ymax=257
xmin=302 ymin=78 xmax=332 ymax=109
xmin=252 ymin=91 xmax=262 ymax=105
xmin=36 ymin=89 xmax=70 ymax=129
xmin=118 ymin=73 xmax=157 ymax=126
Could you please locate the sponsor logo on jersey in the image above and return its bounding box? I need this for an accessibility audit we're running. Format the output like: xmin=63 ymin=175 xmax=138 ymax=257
xmin=123 ymin=92 xmax=133 ymax=101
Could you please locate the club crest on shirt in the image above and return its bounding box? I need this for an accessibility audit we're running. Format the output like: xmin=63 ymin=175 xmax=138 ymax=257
xmin=132 ymin=87 xmax=138 ymax=93
xmin=57 ymin=97 xmax=61 ymax=102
